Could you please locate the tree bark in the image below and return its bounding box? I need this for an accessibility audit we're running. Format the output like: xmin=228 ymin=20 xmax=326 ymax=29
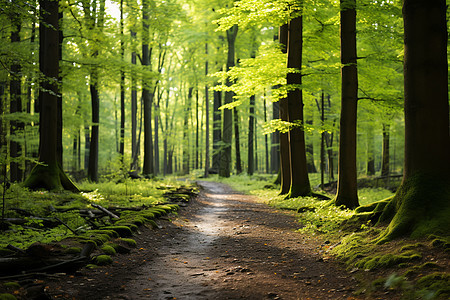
xmin=9 ymin=13 xmax=23 ymax=182
xmin=367 ymin=125 xmax=375 ymax=176
xmin=278 ymin=24 xmax=290 ymax=195
xmin=219 ymin=25 xmax=238 ymax=178
xmin=286 ymin=13 xmax=311 ymax=198
xmin=142 ymin=0 xmax=154 ymax=176
xmin=119 ymin=0 xmax=125 ymax=162
xmin=24 ymin=0 xmax=77 ymax=192
xmin=376 ymin=0 xmax=450 ymax=241
xmin=233 ymin=107 xmax=242 ymax=174
xmin=381 ymin=123 xmax=390 ymax=176
xmin=212 ymin=89 xmax=221 ymax=173
xmin=335 ymin=0 xmax=359 ymax=208
xmin=271 ymin=101 xmax=280 ymax=173
xmin=204 ymin=43 xmax=210 ymax=178
xmin=264 ymin=97 xmax=269 ymax=174
xmin=247 ymin=95 xmax=255 ymax=175
xmin=130 ymin=31 xmax=138 ymax=170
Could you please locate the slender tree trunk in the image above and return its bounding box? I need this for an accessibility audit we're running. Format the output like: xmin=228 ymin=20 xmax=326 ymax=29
xmin=87 ymin=74 xmax=100 ymax=182
xmin=233 ymin=107 xmax=242 ymax=174
xmin=142 ymin=0 xmax=154 ymax=176
xmin=264 ymin=97 xmax=269 ymax=174
xmin=248 ymin=95 xmax=255 ymax=175
xmin=119 ymin=0 xmax=125 ymax=162
xmin=381 ymin=123 xmax=390 ymax=176
xmin=320 ymin=93 xmax=325 ymax=189
xmin=286 ymin=13 xmax=311 ymax=198
xmin=271 ymin=101 xmax=280 ymax=173
xmin=183 ymin=87 xmax=193 ymax=175
xmin=154 ymin=102 xmax=160 ymax=175
xmin=219 ymin=25 xmax=238 ymax=177
xmin=278 ymin=24 xmax=290 ymax=194
xmin=212 ymin=89 xmax=222 ymax=173
xmin=10 ymin=14 xmax=23 ymax=182
xmin=367 ymin=125 xmax=375 ymax=175
xmin=204 ymin=43 xmax=210 ymax=177
xmin=84 ymin=125 xmax=90 ymax=171
xmin=335 ymin=0 xmax=359 ymax=208
xmin=306 ymin=116 xmax=317 ymax=173
xmin=130 ymin=31 xmax=138 ymax=170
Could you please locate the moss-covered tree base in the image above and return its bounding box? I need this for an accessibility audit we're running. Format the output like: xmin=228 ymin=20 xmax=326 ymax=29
xmin=23 ymin=163 xmax=79 ymax=192
xmin=375 ymin=174 xmax=450 ymax=243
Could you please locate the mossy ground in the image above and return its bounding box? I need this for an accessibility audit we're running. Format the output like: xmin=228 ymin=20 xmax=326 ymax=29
xmin=216 ymin=174 xmax=450 ymax=299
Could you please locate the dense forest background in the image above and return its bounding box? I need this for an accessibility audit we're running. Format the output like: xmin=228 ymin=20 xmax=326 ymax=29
xmin=0 ymin=0 xmax=411 ymax=184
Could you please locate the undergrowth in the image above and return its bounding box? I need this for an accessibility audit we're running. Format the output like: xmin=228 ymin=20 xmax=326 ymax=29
xmin=0 ymin=177 xmax=186 ymax=249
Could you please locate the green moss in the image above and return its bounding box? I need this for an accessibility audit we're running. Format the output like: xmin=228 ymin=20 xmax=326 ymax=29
xmin=147 ymin=219 xmax=159 ymax=229
xmin=376 ymin=174 xmax=450 ymax=243
xmin=85 ymin=264 xmax=98 ymax=269
xmin=113 ymin=222 xmax=138 ymax=232
xmin=431 ymin=237 xmax=450 ymax=249
xmin=65 ymin=247 xmax=82 ymax=254
xmin=415 ymin=272 xmax=450 ymax=298
xmin=400 ymin=243 xmax=424 ymax=252
xmin=89 ymin=230 xmax=119 ymax=238
xmin=93 ymin=255 xmax=113 ymax=266
xmin=101 ymin=245 xmax=116 ymax=255
xmin=0 ymin=294 xmax=16 ymax=300
xmin=356 ymin=250 xmax=422 ymax=270
xmin=100 ymin=226 xmax=133 ymax=237
xmin=119 ymin=238 xmax=137 ymax=248
xmin=3 ymin=282 xmax=20 ymax=290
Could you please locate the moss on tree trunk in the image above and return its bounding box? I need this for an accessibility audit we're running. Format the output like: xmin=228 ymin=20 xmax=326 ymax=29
xmin=375 ymin=174 xmax=450 ymax=243
xmin=24 ymin=163 xmax=79 ymax=192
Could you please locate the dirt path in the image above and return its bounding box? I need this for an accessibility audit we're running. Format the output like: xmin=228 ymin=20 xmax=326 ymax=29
xmin=47 ymin=181 xmax=359 ymax=299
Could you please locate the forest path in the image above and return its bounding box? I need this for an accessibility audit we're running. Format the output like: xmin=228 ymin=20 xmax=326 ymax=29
xmin=48 ymin=181 xmax=359 ymax=299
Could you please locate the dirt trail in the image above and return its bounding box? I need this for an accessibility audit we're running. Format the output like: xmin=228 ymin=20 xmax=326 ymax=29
xmin=48 ymin=181 xmax=359 ymax=299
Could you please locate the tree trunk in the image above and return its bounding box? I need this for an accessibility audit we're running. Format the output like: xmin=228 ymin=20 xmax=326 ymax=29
xmin=9 ymin=14 xmax=23 ymax=182
xmin=119 ymin=0 xmax=125 ymax=163
xmin=84 ymin=125 xmax=90 ymax=171
xmin=154 ymin=103 xmax=160 ymax=175
xmin=195 ymin=89 xmax=199 ymax=170
xmin=204 ymin=43 xmax=210 ymax=178
xmin=271 ymin=101 xmax=280 ymax=174
xmin=212 ymin=89 xmax=221 ymax=173
xmin=130 ymin=31 xmax=138 ymax=170
xmin=219 ymin=25 xmax=238 ymax=178
xmin=376 ymin=0 xmax=450 ymax=241
xmin=247 ymin=95 xmax=255 ymax=175
xmin=367 ymin=125 xmax=375 ymax=176
xmin=335 ymin=0 xmax=359 ymax=208
xmin=278 ymin=24 xmax=290 ymax=195
xmin=381 ymin=123 xmax=390 ymax=176
xmin=142 ymin=0 xmax=154 ymax=177
xmin=233 ymin=107 xmax=242 ymax=174
xmin=24 ymin=0 xmax=77 ymax=192
xmin=87 ymin=76 xmax=100 ymax=182
xmin=286 ymin=14 xmax=311 ymax=198
xmin=264 ymin=97 xmax=269 ymax=174
xmin=182 ymin=87 xmax=193 ymax=175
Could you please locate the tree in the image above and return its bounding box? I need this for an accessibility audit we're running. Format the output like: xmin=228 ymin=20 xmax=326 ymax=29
xmin=374 ymin=0 xmax=450 ymax=241
xmin=219 ymin=24 xmax=238 ymax=178
xmin=24 ymin=0 xmax=77 ymax=191
xmin=141 ymin=0 xmax=154 ymax=176
xmin=286 ymin=11 xmax=312 ymax=198
xmin=334 ymin=0 xmax=359 ymax=209
xmin=247 ymin=94 xmax=255 ymax=175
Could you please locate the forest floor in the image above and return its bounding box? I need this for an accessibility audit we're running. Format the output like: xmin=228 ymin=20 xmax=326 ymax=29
xmin=43 ymin=180 xmax=367 ymax=300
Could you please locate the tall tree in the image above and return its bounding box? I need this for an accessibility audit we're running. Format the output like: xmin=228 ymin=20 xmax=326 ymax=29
xmin=286 ymin=11 xmax=311 ymax=198
xmin=9 ymin=11 xmax=23 ymax=182
xmin=141 ymin=0 xmax=154 ymax=176
xmin=335 ymin=0 xmax=359 ymax=208
xmin=219 ymin=24 xmax=238 ymax=178
xmin=247 ymin=94 xmax=255 ymax=175
xmin=204 ymin=43 xmax=210 ymax=178
xmin=119 ymin=0 xmax=125 ymax=162
xmin=24 ymin=0 xmax=77 ymax=191
xmin=375 ymin=0 xmax=450 ymax=241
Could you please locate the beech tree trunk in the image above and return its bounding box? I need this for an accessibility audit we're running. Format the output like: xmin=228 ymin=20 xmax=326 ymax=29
xmin=247 ymin=95 xmax=255 ymax=175
xmin=376 ymin=0 xmax=450 ymax=241
xmin=278 ymin=24 xmax=290 ymax=195
xmin=271 ymin=101 xmax=280 ymax=173
xmin=286 ymin=13 xmax=311 ymax=198
xmin=142 ymin=0 xmax=154 ymax=176
xmin=9 ymin=13 xmax=23 ymax=182
xmin=204 ymin=43 xmax=210 ymax=178
xmin=119 ymin=0 xmax=125 ymax=162
xmin=233 ymin=107 xmax=242 ymax=174
xmin=219 ymin=25 xmax=237 ymax=178
xmin=335 ymin=0 xmax=359 ymax=208
xmin=381 ymin=123 xmax=390 ymax=176
xmin=24 ymin=0 xmax=77 ymax=191
xmin=130 ymin=31 xmax=138 ymax=170
xmin=212 ymin=89 xmax=221 ymax=173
